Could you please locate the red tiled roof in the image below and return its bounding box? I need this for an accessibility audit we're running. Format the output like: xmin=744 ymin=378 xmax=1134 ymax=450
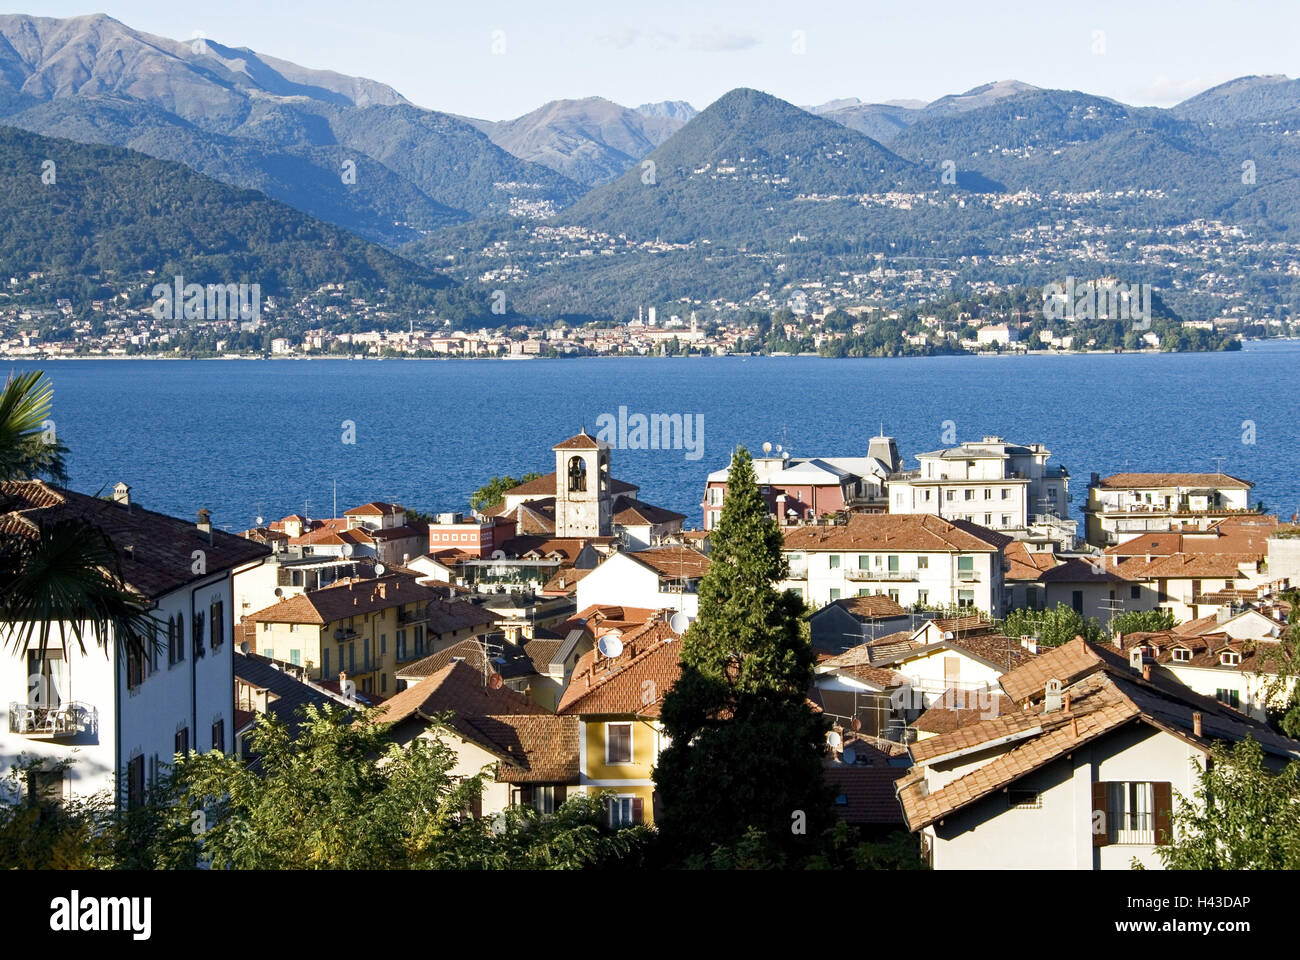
xmin=783 ymin=514 xmax=1010 ymax=552
xmin=557 ymin=620 xmax=682 ymax=716
xmin=1097 ymin=473 xmax=1253 ymax=490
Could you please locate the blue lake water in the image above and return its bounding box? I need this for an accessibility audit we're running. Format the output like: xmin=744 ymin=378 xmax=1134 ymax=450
xmin=12 ymin=341 xmax=1300 ymax=533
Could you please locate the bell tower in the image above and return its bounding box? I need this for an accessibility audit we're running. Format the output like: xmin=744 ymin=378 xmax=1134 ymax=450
xmin=554 ymin=429 xmax=612 ymax=537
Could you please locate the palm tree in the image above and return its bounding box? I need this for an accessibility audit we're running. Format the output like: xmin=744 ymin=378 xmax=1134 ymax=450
xmin=0 ymin=370 xmax=158 ymax=660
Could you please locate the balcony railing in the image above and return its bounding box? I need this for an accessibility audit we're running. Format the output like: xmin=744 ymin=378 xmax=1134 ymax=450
xmin=787 ymin=566 xmax=808 ymax=580
xmin=957 ymin=570 xmax=980 ymax=582
xmin=8 ymin=701 xmax=98 ymax=739
xmin=845 ymin=568 xmax=917 ymax=581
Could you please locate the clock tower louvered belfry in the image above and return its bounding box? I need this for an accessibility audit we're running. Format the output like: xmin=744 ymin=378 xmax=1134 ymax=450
xmin=553 ymin=429 xmax=612 ymax=538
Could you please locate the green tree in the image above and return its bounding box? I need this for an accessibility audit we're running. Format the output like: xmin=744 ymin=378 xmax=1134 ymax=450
xmin=1001 ymin=603 xmax=1102 ymax=647
xmin=654 ymin=446 xmax=831 ymax=864
xmin=1108 ymin=609 xmax=1179 ymax=635
xmin=1157 ymin=737 xmax=1300 ymax=869
xmin=469 ymin=472 xmax=542 ymax=512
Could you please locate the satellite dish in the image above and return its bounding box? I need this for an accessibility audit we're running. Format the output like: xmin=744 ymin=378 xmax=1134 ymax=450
xmin=255 ymin=516 xmax=264 ymax=526
xmin=375 ymin=563 xmax=386 ymax=575
xmin=826 ymin=730 xmax=842 ymax=750
xmin=488 ymin=673 xmax=503 ymax=690
xmin=668 ymin=612 xmax=691 ymax=635
xmin=239 ymin=641 xmax=250 ymax=655
xmin=843 ymin=747 xmax=857 ymax=764
xmin=762 ymin=441 xmax=773 ymax=454
xmin=273 ymin=587 xmax=283 ymax=597
xmin=342 ymin=544 xmax=355 ymax=557
xmin=597 ymin=633 xmax=624 ymax=658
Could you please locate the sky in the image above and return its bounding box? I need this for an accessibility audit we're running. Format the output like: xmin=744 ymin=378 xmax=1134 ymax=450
xmin=23 ymin=1 xmax=1300 ymax=120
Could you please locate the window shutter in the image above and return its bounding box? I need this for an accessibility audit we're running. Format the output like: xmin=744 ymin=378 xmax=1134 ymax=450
xmin=519 ymin=785 xmax=533 ymax=808
xmin=1092 ymin=781 xmax=1109 ymax=847
xmin=631 ymin=797 xmax=644 ymax=825
xmin=1153 ymin=781 xmax=1173 ymax=845
xmin=555 ymin=785 xmax=567 ymax=806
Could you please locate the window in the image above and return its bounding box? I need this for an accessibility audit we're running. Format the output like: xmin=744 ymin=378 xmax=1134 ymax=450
xmin=126 ymin=647 xmax=146 ymax=690
xmin=964 ymin=490 xmax=974 ymax=501
xmin=26 ymin=768 xmax=65 ymax=806
xmin=1171 ymin=648 xmax=1190 ymax=662
xmin=829 ymin=555 xmax=840 ymax=569
xmin=209 ymin=600 xmax=224 ymax=650
xmin=517 ymin=785 xmax=560 ymax=815
xmin=1001 ymin=515 xmax=1010 ymax=526
xmin=918 ymin=589 xmax=929 ymax=605
xmin=381 ymin=673 xmax=387 ymax=693
xmin=126 ymin=755 xmax=146 ymax=810
xmin=829 ymin=589 xmax=841 ymax=601
xmin=858 ymin=555 xmax=870 ymax=570
xmin=984 ymin=488 xmax=992 ymax=500
xmin=414 ymin=625 xmax=425 ymax=656
xmin=1220 ymin=652 xmax=1241 ymax=667
xmin=381 ymin=633 xmax=388 ymax=655
xmin=28 ymin=650 xmax=68 ymax=709
xmin=945 ymin=490 xmax=954 ymax=502
xmin=1217 ymin=688 xmax=1240 ymax=709
xmin=606 ymin=795 xmax=643 ymax=828
xmin=888 ymin=589 xmax=899 ymax=602
xmin=364 ymin=638 xmax=372 ymax=670
xmin=1095 ymin=781 xmax=1171 ymax=845
xmin=175 ymin=727 xmax=190 ymax=756
xmin=957 ymin=589 xmax=974 ymax=607
xmin=1001 ymin=488 xmax=1010 ymax=500
xmin=984 ymin=514 xmax=992 ymax=525
xmin=918 ymin=556 xmax=929 ymax=570
xmin=348 ymin=642 xmax=355 ymax=672
xmin=170 ymin=614 xmax=185 ymax=665
xmin=1072 ymin=590 xmax=1084 ymax=614
xmin=211 ymin=719 xmax=225 ymax=753
xmin=606 ymin=722 xmax=633 ymax=764
xmin=192 ymin=611 xmax=205 ymax=660
xmin=290 ymin=649 xmax=301 ymax=666
xmin=887 ymin=555 xmax=899 ymax=573
xmin=323 ymin=648 xmax=330 ymax=676
xmin=1008 ymin=789 xmax=1040 ymax=809
xmin=1130 ymin=585 xmax=1141 ymax=600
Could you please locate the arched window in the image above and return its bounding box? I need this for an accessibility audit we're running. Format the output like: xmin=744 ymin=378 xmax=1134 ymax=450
xmin=568 ymin=456 xmax=587 ymax=492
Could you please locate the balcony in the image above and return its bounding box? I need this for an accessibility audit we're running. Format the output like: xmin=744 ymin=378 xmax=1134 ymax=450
xmin=844 ymin=568 xmax=917 ymax=582
xmin=957 ymin=570 xmax=980 ymax=582
xmin=787 ymin=566 xmax=808 ymax=580
xmin=8 ymin=701 xmax=97 ymax=740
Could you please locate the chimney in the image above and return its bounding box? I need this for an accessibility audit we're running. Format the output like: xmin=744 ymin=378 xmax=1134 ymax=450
xmin=112 ymin=481 xmax=130 ymax=506
xmin=378 ymin=583 xmax=387 ymax=600
xmin=197 ymin=508 xmax=213 ymax=542
xmin=1142 ymin=663 xmax=1151 ymax=681
xmin=1113 ymin=628 xmax=1123 ymax=649
xmin=1193 ymin=711 xmax=1203 ymax=737
xmin=1063 ymin=692 xmax=1072 ymax=713
xmin=1043 ymin=678 xmax=1063 ymax=713
xmin=1070 ymin=716 xmax=1079 ymax=739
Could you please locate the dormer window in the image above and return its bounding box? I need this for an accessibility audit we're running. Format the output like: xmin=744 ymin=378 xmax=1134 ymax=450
xmin=1220 ymin=651 xmax=1241 ymax=667
xmin=1171 ymin=648 xmax=1191 ymax=663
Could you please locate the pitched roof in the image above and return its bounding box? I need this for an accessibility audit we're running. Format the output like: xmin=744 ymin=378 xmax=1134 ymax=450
xmin=611 ymin=495 xmax=686 ymax=527
xmin=623 ymin=545 xmax=711 ymax=580
xmin=245 ymin=573 xmax=475 ymax=626
xmin=396 ymin=634 xmax=559 ymax=682
xmin=557 ymin=620 xmax=682 ymax=716
xmin=826 ymin=766 xmax=909 ymax=825
xmin=1097 ymin=472 xmax=1253 ymax=490
xmin=373 ymin=660 xmax=546 ymax=728
xmin=1003 ymin=541 xmax=1060 ymax=581
xmin=0 ymin=480 xmax=269 ymax=599
xmin=782 ymin=514 xmax=1011 ymax=553
xmin=469 ymin=714 xmax=580 ymax=783
xmin=552 ymin=430 xmax=605 ymax=450
xmin=233 ymin=652 xmax=350 ymax=738
xmin=899 ymin=637 xmax=1300 ymax=830
xmin=344 ymin=502 xmax=403 ymax=516
xmin=913 ymin=687 xmax=1013 ymax=736
xmin=815 ymin=595 xmax=910 ymax=622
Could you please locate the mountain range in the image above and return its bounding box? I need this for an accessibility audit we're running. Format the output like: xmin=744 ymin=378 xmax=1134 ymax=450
xmin=0 ymin=12 xmax=1297 ymax=324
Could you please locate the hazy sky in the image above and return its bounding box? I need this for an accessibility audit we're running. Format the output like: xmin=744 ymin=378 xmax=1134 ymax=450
xmin=25 ymin=1 xmax=1300 ymax=120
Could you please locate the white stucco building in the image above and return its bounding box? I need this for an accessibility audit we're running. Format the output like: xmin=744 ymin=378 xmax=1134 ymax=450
xmin=0 ymin=481 xmax=269 ymax=806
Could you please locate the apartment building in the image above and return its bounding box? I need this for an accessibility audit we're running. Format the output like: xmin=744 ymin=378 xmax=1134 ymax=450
xmin=243 ymin=573 xmax=496 ymax=697
xmin=781 ymin=514 xmax=1011 ymax=616
xmin=701 ymin=435 xmax=902 ymax=530
xmin=1083 ymin=472 xmax=1254 ymax=547
xmin=0 ymin=481 xmax=269 ymax=806
xmin=887 ymin=437 xmax=1073 ymax=547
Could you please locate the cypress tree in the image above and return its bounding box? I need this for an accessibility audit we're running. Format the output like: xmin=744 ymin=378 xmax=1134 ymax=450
xmin=654 ymin=446 xmax=832 ymax=863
